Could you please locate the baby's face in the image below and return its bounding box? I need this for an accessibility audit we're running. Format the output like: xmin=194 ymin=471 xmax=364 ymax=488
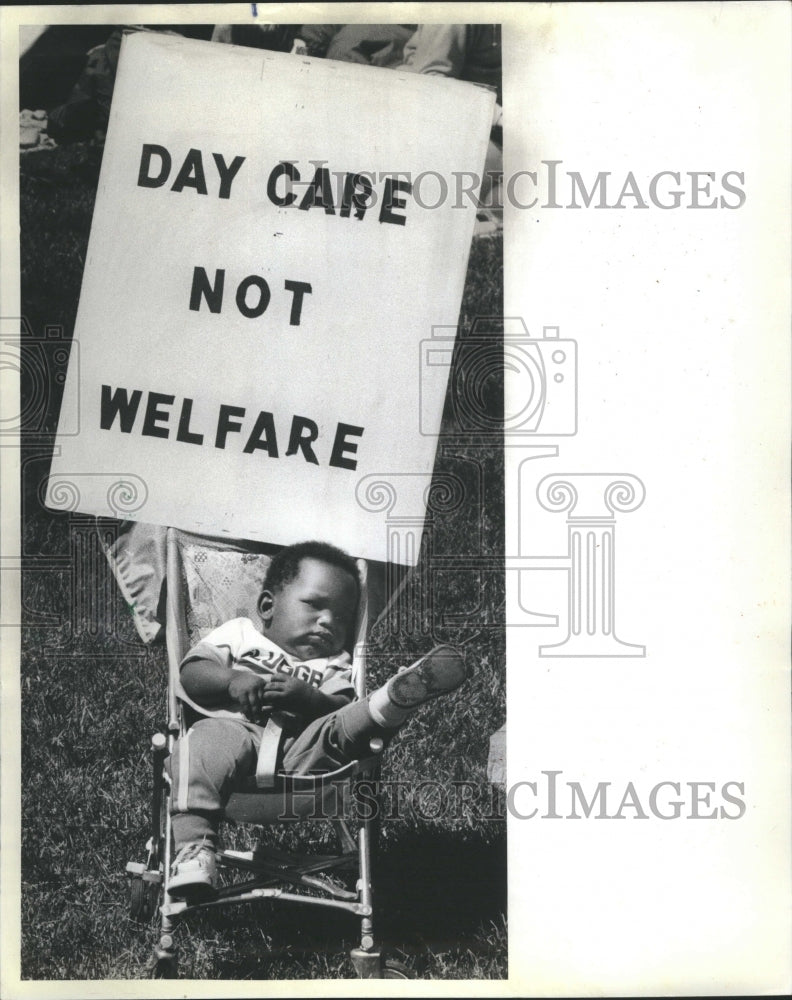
xmin=259 ymin=557 xmax=358 ymax=660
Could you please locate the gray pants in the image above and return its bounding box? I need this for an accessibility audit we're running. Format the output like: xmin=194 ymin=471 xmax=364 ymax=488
xmin=170 ymin=698 xmax=387 ymax=849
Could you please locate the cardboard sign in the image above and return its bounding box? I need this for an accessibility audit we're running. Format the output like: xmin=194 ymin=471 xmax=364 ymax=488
xmin=46 ymin=32 xmax=494 ymax=564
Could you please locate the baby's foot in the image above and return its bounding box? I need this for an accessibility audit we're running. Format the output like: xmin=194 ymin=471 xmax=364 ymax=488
xmin=169 ymin=840 xmax=218 ymax=900
xmin=386 ymin=645 xmax=469 ymax=708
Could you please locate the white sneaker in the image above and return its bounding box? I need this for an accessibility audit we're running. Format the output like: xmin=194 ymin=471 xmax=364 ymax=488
xmin=169 ymin=841 xmax=217 ymax=898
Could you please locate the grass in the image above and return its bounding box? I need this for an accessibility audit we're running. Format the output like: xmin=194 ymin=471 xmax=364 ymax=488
xmin=18 ymin=140 xmax=505 ymax=980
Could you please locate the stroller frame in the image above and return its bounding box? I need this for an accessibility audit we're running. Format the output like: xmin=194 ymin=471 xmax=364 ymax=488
xmin=126 ymin=527 xmax=410 ymax=979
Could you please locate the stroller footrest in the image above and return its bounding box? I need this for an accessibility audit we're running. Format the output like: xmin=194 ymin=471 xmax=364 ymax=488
xmin=162 ymin=886 xmax=368 ymax=919
xmin=218 ymin=849 xmax=359 ymax=900
xmin=126 ymin=861 xmax=162 ymax=883
xmin=298 ymin=873 xmax=358 ymax=900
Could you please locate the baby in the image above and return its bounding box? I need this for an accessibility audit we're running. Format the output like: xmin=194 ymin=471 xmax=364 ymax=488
xmin=169 ymin=539 xmax=468 ymax=897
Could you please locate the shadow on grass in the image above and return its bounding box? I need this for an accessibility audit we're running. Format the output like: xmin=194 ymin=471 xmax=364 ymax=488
xmin=180 ymin=825 xmax=506 ymax=980
xmin=375 ymin=828 xmax=506 ymax=951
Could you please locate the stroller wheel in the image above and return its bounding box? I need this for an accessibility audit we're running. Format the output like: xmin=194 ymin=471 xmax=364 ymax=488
xmin=350 ymin=948 xmax=416 ymax=979
xmin=129 ymin=877 xmax=147 ymax=921
xmin=149 ymin=935 xmax=178 ymax=978
xmin=382 ymin=958 xmax=415 ymax=979
xmin=150 ymin=953 xmax=178 ymax=979
xmin=130 ymin=876 xmax=159 ymax=922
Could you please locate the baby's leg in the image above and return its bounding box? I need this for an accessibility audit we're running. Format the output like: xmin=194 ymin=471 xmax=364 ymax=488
xmin=170 ymin=717 xmax=259 ymax=850
xmin=282 ymin=698 xmax=389 ymax=774
xmin=282 ymin=645 xmax=469 ymax=774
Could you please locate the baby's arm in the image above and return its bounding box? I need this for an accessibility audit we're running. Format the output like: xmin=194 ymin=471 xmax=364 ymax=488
xmin=262 ymin=675 xmax=349 ymax=721
xmin=181 ymin=657 xmax=269 ymax=718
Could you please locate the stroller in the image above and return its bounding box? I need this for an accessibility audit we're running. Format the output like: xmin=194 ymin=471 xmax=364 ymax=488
xmin=124 ymin=525 xmax=414 ymax=979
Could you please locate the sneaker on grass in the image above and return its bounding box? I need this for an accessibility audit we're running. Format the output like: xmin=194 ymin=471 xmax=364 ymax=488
xmin=169 ymin=841 xmax=218 ymax=899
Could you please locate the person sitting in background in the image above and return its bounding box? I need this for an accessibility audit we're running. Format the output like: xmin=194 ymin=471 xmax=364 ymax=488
xmin=47 ymin=31 xmax=120 ymax=143
xmin=297 ymin=24 xmax=415 ymax=67
xmin=402 ymin=24 xmax=502 ymax=102
xmin=48 ymin=26 xmax=187 ymax=144
xmin=213 ymin=23 xmax=414 ymax=66
xmin=401 ymin=24 xmax=503 ymax=216
xmin=210 ymin=23 xmax=301 ymax=52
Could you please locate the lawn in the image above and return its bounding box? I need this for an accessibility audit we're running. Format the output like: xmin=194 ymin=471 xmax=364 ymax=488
xmin=18 ymin=139 xmax=505 ymax=980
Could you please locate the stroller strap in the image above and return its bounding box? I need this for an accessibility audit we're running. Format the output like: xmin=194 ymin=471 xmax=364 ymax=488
xmin=255 ymin=717 xmax=284 ymax=789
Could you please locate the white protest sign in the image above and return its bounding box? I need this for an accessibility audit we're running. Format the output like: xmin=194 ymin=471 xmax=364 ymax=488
xmin=46 ymin=32 xmax=494 ymax=565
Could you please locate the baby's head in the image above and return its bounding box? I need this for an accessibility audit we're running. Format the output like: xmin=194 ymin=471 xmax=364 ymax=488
xmin=257 ymin=541 xmax=360 ymax=660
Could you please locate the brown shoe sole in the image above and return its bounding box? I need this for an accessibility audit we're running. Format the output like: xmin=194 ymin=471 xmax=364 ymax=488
xmin=387 ymin=644 xmax=468 ymax=709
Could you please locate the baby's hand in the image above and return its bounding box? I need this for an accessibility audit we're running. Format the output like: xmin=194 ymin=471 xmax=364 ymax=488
xmin=227 ymin=672 xmax=269 ymax=719
xmin=261 ymin=675 xmax=316 ymax=714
